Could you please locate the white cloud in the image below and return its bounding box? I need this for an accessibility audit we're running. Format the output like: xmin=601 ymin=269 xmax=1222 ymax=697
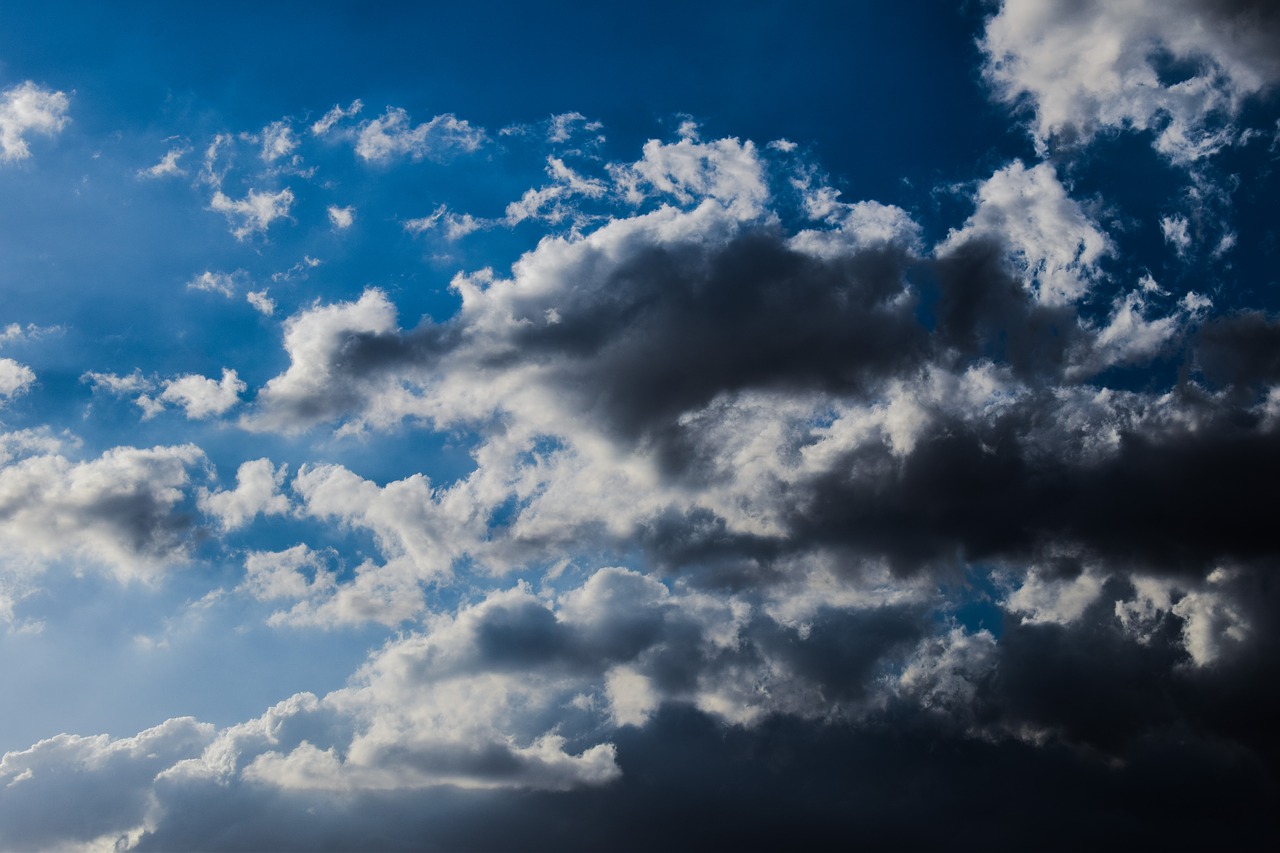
xmin=199 ymin=458 xmax=291 ymax=531
xmin=404 ymin=205 xmax=488 ymax=240
xmin=0 ymin=358 xmax=35 ymax=401
xmin=0 ymin=717 xmax=213 ymax=852
xmin=270 ymin=255 xmax=322 ymax=283
xmin=239 ymin=544 xmax=335 ymax=603
xmin=246 ymin=289 xmax=275 ymax=315
xmin=137 ymin=146 xmax=187 ymax=179
xmin=0 ymin=443 xmax=205 ymax=580
xmin=156 ymin=369 xmax=246 ymax=420
xmin=0 ymin=322 xmax=59 ymax=346
xmin=327 ymin=204 xmax=354 ymax=229
xmin=938 ymin=160 xmax=1111 ymax=305
xmin=981 ymin=0 xmax=1280 ymax=163
xmin=210 ymin=188 xmax=294 ymax=240
xmin=1003 ymin=566 xmax=1107 ymax=625
xmin=81 ymin=369 xmax=151 ymax=396
xmin=504 ymin=157 xmax=608 ymax=227
xmin=546 ymin=111 xmax=603 ymax=144
xmin=186 ymin=270 xmax=238 ymax=297
xmin=355 ymin=108 xmax=485 ymax=162
xmin=0 ymin=81 xmax=69 ymax=163
xmin=260 ymin=120 xmax=298 ymax=163
xmin=1161 ymin=213 xmax=1193 ymax=255
xmin=609 ymin=135 xmax=769 ymax=219
xmin=311 ymin=99 xmax=363 ymax=136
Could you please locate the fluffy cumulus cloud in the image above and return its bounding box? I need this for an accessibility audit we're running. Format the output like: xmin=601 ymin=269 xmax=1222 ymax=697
xmin=210 ymin=187 xmax=294 ymax=239
xmin=0 ymin=81 xmax=69 ymax=162
xmin=0 ymin=358 xmax=36 ymax=401
xmin=982 ymin=0 xmax=1280 ymax=162
xmin=3 ymin=2 xmax=1280 ymax=849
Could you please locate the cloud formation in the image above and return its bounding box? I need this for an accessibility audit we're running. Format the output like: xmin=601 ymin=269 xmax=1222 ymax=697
xmin=0 ymin=81 xmax=69 ymax=162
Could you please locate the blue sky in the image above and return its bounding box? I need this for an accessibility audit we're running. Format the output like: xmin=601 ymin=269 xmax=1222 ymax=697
xmin=2 ymin=1 xmax=1280 ymax=849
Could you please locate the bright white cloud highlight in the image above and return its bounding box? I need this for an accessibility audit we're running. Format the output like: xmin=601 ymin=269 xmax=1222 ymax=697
xmin=0 ymin=359 xmax=36 ymax=401
xmin=327 ymin=205 xmax=354 ymax=229
xmin=210 ymin=188 xmax=294 ymax=239
xmin=156 ymin=369 xmax=246 ymax=420
xmin=939 ymin=160 xmax=1111 ymax=305
xmin=0 ymin=81 xmax=69 ymax=163
xmin=982 ymin=0 xmax=1280 ymax=162
xmin=355 ymin=108 xmax=485 ymax=162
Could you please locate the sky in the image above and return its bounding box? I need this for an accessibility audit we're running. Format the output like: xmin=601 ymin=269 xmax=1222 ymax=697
xmin=0 ymin=0 xmax=1279 ymax=849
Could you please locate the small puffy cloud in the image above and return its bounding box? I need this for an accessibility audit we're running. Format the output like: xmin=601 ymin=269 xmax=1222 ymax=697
xmin=355 ymin=108 xmax=486 ymax=163
xmin=610 ymin=135 xmax=769 ymax=219
xmin=156 ymin=369 xmax=246 ymax=420
xmin=311 ymin=98 xmax=363 ymax=136
xmin=1003 ymin=565 xmax=1107 ymax=625
xmin=1161 ymin=213 xmax=1193 ymax=255
xmin=0 ymin=81 xmax=69 ymax=163
xmin=0 ymin=358 xmax=36 ymax=401
xmin=938 ymin=160 xmax=1111 ymax=305
xmin=246 ymin=289 xmax=275 ymax=315
xmin=81 ymin=368 xmax=150 ymax=396
xmin=327 ymin=205 xmax=354 ymax=229
xmin=981 ymin=0 xmax=1280 ymax=162
xmin=210 ymin=187 xmax=294 ymax=240
xmin=260 ymin=120 xmax=298 ymax=163
xmin=239 ymin=544 xmax=335 ymax=603
xmin=199 ymin=458 xmax=291 ymax=531
xmin=137 ymin=146 xmax=187 ymax=179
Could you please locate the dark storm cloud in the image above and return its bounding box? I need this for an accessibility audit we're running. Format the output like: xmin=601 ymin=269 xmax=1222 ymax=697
xmin=1193 ymin=311 xmax=1280 ymax=389
xmin=131 ymin=700 xmax=1280 ymax=852
xmin=793 ymin=395 xmax=1280 ymax=576
xmin=496 ymin=231 xmax=928 ymax=442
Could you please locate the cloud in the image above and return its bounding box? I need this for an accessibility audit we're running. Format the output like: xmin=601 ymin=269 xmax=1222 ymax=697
xmin=209 ymin=187 xmax=294 ymax=240
xmin=199 ymin=458 xmax=291 ymax=531
xmin=937 ymin=160 xmax=1111 ymax=306
xmin=546 ymin=111 xmax=604 ymax=144
xmin=0 ymin=358 xmax=35 ymax=402
xmin=260 ymin=120 xmax=298 ymax=163
xmin=0 ymin=717 xmax=213 ymax=852
xmin=0 ymin=81 xmax=69 ymax=163
xmin=186 ymin=270 xmax=238 ymax=297
xmin=0 ymin=322 xmax=59 ymax=346
xmin=154 ymin=369 xmax=246 ymax=420
xmin=0 ymin=443 xmax=205 ymax=581
xmin=246 ymin=289 xmax=275 ymax=315
xmin=609 ymin=134 xmax=768 ymax=218
xmin=311 ymin=99 xmax=363 ymax=136
xmin=327 ymin=205 xmax=354 ymax=229
xmin=137 ymin=146 xmax=188 ymax=179
xmin=981 ymin=0 xmax=1280 ymax=162
xmin=354 ymin=108 xmax=485 ymax=163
